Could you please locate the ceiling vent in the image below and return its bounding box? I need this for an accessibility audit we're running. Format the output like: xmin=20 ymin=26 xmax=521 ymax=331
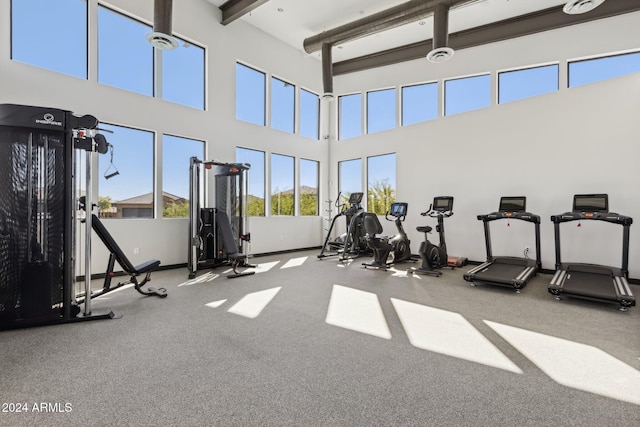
xmin=146 ymin=0 xmax=178 ymax=50
xmin=563 ymin=0 xmax=605 ymax=15
xmin=426 ymin=4 xmax=454 ymax=63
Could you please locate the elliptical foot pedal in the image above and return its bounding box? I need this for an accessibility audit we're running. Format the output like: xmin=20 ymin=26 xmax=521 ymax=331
xmin=227 ymin=271 xmax=256 ymax=279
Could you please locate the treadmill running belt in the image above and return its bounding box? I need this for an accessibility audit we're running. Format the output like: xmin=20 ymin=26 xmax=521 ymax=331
xmin=473 ymin=263 xmax=530 ymax=283
xmin=562 ymin=271 xmax=618 ymax=301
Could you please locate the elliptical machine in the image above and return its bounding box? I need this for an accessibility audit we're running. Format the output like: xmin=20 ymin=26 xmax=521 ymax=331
xmin=318 ymin=192 xmax=368 ymax=260
xmin=411 ymin=196 xmax=454 ymax=277
xmin=362 ymin=202 xmax=413 ymax=270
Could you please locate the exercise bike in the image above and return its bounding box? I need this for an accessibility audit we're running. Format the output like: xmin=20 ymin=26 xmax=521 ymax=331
xmin=411 ymin=196 xmax=455 ymax=277
xmin=362 ymin=202 xmax=413 ymax=270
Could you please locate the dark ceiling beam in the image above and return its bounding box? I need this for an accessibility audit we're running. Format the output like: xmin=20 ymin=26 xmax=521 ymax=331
xmin=303 ymin=0 xmax=471 ymax=54
xmin=219 ymin=0 xmax=270 ymax=25
xmin=333 ymin=0 xmax=640 ymax=76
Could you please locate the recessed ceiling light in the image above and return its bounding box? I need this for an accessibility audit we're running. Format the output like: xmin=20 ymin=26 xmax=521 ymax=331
xmin=563 ymin=0 xmax=605 ymax=15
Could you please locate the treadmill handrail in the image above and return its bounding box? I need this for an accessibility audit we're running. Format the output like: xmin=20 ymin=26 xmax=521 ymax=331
xmin=551 ymin=211 xmax=632 ymax=226
xmin=478 ymin=211 xmax=540 ymax=224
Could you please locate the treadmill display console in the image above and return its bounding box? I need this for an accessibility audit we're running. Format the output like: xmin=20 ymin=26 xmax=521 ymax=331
xmin=499 ymin=196 xmax=526 ymax=212
xmin=572 ymin=194 xmax=608 ymax=213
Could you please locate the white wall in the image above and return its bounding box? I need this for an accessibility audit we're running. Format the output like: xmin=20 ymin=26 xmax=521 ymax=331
xmin=329 ymin=12 xmax=640 ymax=277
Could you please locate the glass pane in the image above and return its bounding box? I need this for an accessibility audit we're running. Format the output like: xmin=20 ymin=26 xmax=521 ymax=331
xmin=271 ymin=154 xmax=294 ymax=216
xmin=236 ymin=147 xmax=265 ymax=216
xmin=367 ymin=88 xmax=396 ymax=134
xmin=402 ymin=83 xmax=438 ymax=126
xmin=300 ymin=159 xmax=319 ymax=216
xmin=367 ymin=154 xmax=396 ymax=215
xmin=339 ymin=159 xmax=362 ymax=201
xmin=569 ymin=52 xmax=640 ymax=87
xmin=300 ymin=89 xmax=320 ymax=140
xmin=444 ymin=74 xmax=491 ymax=116
xmin=98 ymin=124 xmax=154 ymax=219
xmin=271 ymin=77 xmax=295 ymax=133
xmin=339 ymin=94 xmax=362 ymax=140
xmin=162 ymin=38 xmax=205 ymax=109
xmin=98 ymin=6 xmax=153 ymax=96
xmin=499 ymin=64 xmax=558 ymax=104
xmin=162 ymin=135 xmax=204 ymax=218
xmin=236 ymin=63 xmax=266 ymax=126
xmin=11 ymin=0 xmax=87 ymax=79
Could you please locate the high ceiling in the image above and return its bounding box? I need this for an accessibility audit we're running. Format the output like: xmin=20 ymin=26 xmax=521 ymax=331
xmin=205 ymin=0 xmax=640 ymax=74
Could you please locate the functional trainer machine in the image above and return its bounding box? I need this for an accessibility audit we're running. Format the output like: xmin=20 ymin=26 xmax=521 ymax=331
xmin=362 ymin=202 xmax=413 ymax=270
xmin=548 ymin=194 xmax=634 ymax=311
xmin=411 ymin=196 xmax=455 ymax=277
xmin=464 ymin=196 xmax=541 ymax=292
xmin=318 ymin=192 xmax=369 ymax=260
xmin=187 ymin=157 xmax=254 ymax=279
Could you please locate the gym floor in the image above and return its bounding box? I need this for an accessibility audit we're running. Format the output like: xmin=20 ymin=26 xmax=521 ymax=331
xmin=1 ymin=249 xmax=639 ymax=426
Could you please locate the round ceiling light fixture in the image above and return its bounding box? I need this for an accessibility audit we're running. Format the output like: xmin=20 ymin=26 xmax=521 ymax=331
xmin=146 ymin=32 xmax=178 ymax=50
xmin=426 ymin=47 xmax=454 ymax=63
xmin=563 ymin=0 xmax=605 ymax=15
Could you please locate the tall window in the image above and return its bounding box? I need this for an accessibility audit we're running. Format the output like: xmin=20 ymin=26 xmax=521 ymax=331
xmin=236 ymin=148 xmax=265 ymax=216
xmin=300 ymin=89 xmax=320 ymax=140
xmin=339 ymin=94 xmax=362 ymax=140
xmin=300 ymin=159 xmax=319 ymax=216
xmin=98 ymin=124 xmax=154 ymax=219
xmin=569 ymin=51 xmax=640 ymax=87
xmin=498 ymin=64 xmax=559 ymax=104
xmin=367 ymin=154 xmax=396 ymax=215
xmin=162 ymin=37 xmax=206 ymax=109
xmin=162 ymin=135 xmax=205 ymax=218
xmin=367 ymin=88 xmax=396 ymax=134
xmin=271 ymin=77 xmax=295 ymax=133
xmin=11 ymin=0 xmax=87 ymax=79
xmin=444 ymin=74 xmax=491 ymax=116
xmin=98 ymin=6 xmax=153 ymax=96
xmin=236 ymin=63 xmax=266 ymax=126
xmin=271 ymin=154 xmax=294 ymax=216
xmin=402 ymin=82 xmax=438 ymax=126
xmin=338 ymin=159 xmax=362 ymax=201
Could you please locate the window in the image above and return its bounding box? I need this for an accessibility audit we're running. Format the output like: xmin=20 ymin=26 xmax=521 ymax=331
xmin=367 ymin=88 xmax=396 ymax=134
xmin=98 ymin=124 xmax=154 ymax=219
xmin=236 ymin=63 xmax=266 ymax=126
xmin=236 ymin=148 xmax=265 ymax=216
xmin=271 ymin=77 xmax=295 ymax=133
xmin=11 ymin=0 xmax=87 ymax=79
xmin=300 ymin=159 xmax=319 ymax=216
xmin=569 ymin=51 xmax=640 ymax=87
xmin=162 ymin=135 xmax=205 ymax=218
xmin=98 ymin=6 xmax=153 ymax=96
xmin=367 ymin=154 xmax=396 ymax=215
xmin=271 ymin=154 xmax=294 ymax=216
xmin=402 ymin=82 xmax=438 ymax=126
xmin=444 ymin=74 xmax=491 ymax=116
xmin=498 ymin=64 xmax=559 ymax=104
xmin=338 ymin=159 xmax=362 ymax=201
xmin=162 ymin=37 xmax=206 ymax=109
xmin=339 ymin=93 xmax=362 ymax=140
xmin=300 ymin=89 xmax=320 ymax=140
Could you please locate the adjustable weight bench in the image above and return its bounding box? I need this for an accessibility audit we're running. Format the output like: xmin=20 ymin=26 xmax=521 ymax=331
xmin=215 ymin=211 xmax=255 ymax=278
xmin=89 ymin=214 xmax=167 ymax=298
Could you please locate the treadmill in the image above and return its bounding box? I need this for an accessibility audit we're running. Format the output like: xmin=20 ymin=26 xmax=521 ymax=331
xmin=548 ymin=194 xmax=634 ymax=311
xmin=464 ymin=196 xmax=541 ymax=292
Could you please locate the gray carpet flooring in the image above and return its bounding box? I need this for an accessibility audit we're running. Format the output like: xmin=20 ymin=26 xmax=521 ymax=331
xmin=1 ymin=249 xmax=639 ymax=426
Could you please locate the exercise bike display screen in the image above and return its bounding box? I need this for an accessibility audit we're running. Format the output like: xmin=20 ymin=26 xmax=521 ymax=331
xmin=499 ymin=196 xmax=526 ymax=212
xmin=390 ymin=202 xmax=407 ymax=218
xmin=572 ymin=194 xmax=608 ymax=213
xmin=433 ymin=196 xmax=453 ymax=212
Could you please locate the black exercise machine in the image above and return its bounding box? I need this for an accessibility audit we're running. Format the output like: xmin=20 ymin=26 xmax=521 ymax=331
xmin=318 ymin=192 xmax=369 ymax=260
xmin=362 ymin=202 xmax=413 ymax=270
xmin=188 ymin=157 xmax=254 ymax=279
xmin=464 ymin=196 xmax=541 ymax=292
xmin=548 ymin=194 xmax=634 ymax=311
xmin=411 ymin=196 xmax=457 ymax=277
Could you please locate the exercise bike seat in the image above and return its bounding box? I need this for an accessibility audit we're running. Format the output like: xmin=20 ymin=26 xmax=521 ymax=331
xmin=417 ymin=225 xmax=433 ymax=233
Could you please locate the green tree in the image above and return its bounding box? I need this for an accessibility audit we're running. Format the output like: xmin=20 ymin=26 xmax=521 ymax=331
xmin=163 ymin=200 xmax=190 ymax=218
xmin=271 ymin=187 xmax=294 ymax=215
xmin=247 ymin=196 xmax=265 ymax=216
xmin=300 ymin=192 xmax=318 ymax=216
xmin=98 ymin=196 xmax=112 ymax=211
xmin=367 ymin=179 xmax=395 ymax=215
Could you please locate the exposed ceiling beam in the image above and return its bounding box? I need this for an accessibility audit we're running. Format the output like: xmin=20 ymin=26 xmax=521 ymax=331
xmin=219 ymin=0 xmax=270 ymax=25
xmin=333 ymin=0 xmax=640 ymax=76
xmin=303 ymin=0 xmax=472 ymax=54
